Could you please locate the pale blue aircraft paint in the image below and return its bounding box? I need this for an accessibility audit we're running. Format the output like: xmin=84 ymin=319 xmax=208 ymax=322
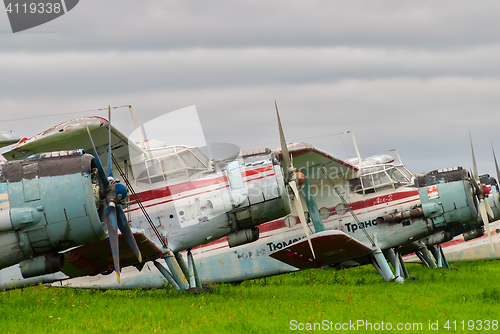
xmin=0 ymin=183 xmax=8 ymax=204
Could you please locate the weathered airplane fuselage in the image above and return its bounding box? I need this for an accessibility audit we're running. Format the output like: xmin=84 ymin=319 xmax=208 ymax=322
xmin=120 ymin=146 xmax=291 ymax=252
xmin=0 ymin=150 xmax=106 ymax=276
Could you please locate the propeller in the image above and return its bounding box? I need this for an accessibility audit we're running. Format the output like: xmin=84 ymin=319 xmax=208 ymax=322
xmin=85 ymin=106 xmax=142 ymax=282
xmin=493 ymin=144 xmax=500 ymax=192
xmin=469 ymin=133 xmax=495 ymax=253
xmin=276 ymin=101 xmax=325 ymax=259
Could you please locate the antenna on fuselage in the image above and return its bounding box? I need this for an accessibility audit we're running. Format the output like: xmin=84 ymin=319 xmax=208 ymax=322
xmin=390 ymin=149 xmax=403 ymax=164
xmin=344 ymin=131 xmax=362 ymax=176
xmin=129 ymin=105 xmax=146 ymax=150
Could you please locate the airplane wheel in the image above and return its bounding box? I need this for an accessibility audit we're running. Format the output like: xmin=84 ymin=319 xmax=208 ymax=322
xmin=186 ymin=287 xmax=207 ymax=294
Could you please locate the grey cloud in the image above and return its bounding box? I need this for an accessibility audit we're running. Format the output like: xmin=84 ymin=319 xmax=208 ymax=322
xmin=1 ymin=1 xmax=500 ymax=51
xmin=2 ymin=45 xmax=500 ymax=98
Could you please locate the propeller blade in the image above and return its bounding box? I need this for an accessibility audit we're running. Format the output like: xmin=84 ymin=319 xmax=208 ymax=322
xmin=469 ymin=137 xmax=494 ymax=218
xmin=85 ymin=122 xmax=109 ymax=187
xmin=289 ymin=180 xmax=316 ymax=259
xmin=105 ymin=203 xmax=121 ymax=282
xmin=275 ymin=101 xmax=291 ymax=173
xmin=469 ymin=167 xmax=480 ymax=194
xmin=469 ymin=132 xmax=479 ymax=182
xmin=117 ymin=205 xmax=142 ymax=263
xmin=300 ymin=178 xmax=325 ymax=233
xmin=493 ymin=144 xmax=500 ymax=187
xmin=106 ymin=105 xmax=113 ymax=179
xmin=479 ymin=200 xmax=495 ymax=254
xmin=484 ymin=196 xmax=495 ymax=219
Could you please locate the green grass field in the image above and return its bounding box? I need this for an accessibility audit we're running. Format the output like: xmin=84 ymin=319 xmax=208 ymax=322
xmin=1 ymin=260 xmax=499 ymax=333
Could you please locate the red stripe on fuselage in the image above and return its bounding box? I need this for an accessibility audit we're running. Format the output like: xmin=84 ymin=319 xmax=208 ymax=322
xmin=126 ymin=184 xmax=231 ymax=212
xmin=195 ymin=189 xmax=422 ymax=251
xmin=242 ymin=166 xmax=274 ymax=177
xmin=132 ymin=166 xmax=274 ymax=203
xmin=327 ymin=190 xmax=420 ymax=215
xmin=132 ymin=178 xmax=222 ymax=204
xmin=126 ymin=166 xmax=275 ymax=212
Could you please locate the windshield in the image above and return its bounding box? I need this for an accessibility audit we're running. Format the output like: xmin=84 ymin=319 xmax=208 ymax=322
xmin=131 ymin=145 xmax=209 ymax=184
xmin=348 ymin=164 xmax=414 ymax=195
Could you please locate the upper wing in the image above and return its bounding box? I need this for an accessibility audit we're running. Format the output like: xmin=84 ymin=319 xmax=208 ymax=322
xmin=0 ymin=131 xmax=20 ymax=149
xmin=269 ymin=230 xmax=373 ymax=269
xmin=60 ymin=229 xmax=162 ymax=278
xmin=275 ymin=142 xmax=359 ymax=184
xmin=2 ymin=116 xmax=144 ymax=166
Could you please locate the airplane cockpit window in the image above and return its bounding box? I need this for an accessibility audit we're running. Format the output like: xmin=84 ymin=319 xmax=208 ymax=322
xmin=361 ymin=174 xmax=375 ymax=194
xmin=131 ymin=145 xmax=210 ymax=184
xmin=387 ymin=167 xmax=407 ymax=183
xmin=348 ymin=164 xmax=414 ymax=195
xmin=394 ymin=166 xmax=413 ymax=182
xmin=177 ymin=149 xmax=208 ymax=170
xmin=161 ymin=154 xmax=184 ymax=172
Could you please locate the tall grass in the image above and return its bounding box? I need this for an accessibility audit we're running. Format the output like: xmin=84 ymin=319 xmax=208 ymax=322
xmin=1 ymin=261 xmax=499 ymax=333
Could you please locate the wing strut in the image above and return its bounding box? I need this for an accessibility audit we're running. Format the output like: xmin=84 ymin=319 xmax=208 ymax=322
xmin=111 ymin=155 xmax=167 ymax=249
xmin=320 ymin=167 xmax=375 ymax=246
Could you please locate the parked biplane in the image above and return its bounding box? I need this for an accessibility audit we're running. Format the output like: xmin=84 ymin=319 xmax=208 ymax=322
xmin=190 ymin=117 xmax=499 ymax=284
xmin=0 ymin=107 xmax=294 ymax=290
xmin=39 ymin=107 xmax=500 ymax=289
xmin=403 ymin=172 xmax=500 ymax=266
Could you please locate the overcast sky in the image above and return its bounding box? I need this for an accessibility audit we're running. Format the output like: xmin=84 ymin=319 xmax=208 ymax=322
xmin=1 ymin=1 xmax=499 ymax=177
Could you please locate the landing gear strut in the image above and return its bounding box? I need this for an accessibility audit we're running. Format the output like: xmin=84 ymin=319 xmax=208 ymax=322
xmin=413 ymin=241 xmax=450 ymax=269
xmin=371 ymin=247 xmax=406 ymax=283
xmin=154 ymin=248 xmax=204 ymax=292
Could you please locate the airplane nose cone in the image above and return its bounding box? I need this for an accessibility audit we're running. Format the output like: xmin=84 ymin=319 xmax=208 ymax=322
xmin=483 ymin=185 xmax=492 ymax=196
xmin=115 ymin=183 xmax=128 ymax=201
xmin=296 ymin=172 xmax=306 ymax=185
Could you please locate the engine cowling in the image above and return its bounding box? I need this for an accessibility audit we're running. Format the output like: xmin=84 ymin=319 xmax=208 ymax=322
xmin=415 ymin=166 xmax=478 ymax=230
xmin=227 ymin=149 xmax=291 ymax=232
xmin=0 ymin=150 xmax=106 ymax=270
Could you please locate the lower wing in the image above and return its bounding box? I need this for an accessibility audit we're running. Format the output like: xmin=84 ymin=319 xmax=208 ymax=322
xmin=61 ymin=229 xmax=162 ymax=278
xmin=269 ymin=230 xmax=373 ymax=269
